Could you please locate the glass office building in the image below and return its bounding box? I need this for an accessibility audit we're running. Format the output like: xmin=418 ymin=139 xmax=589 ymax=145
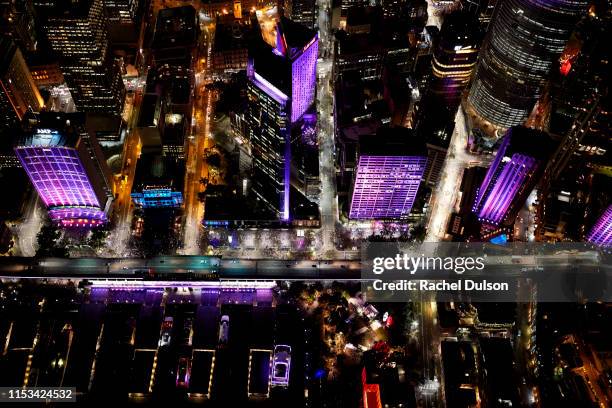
xmin=247 ymin=16 xmax=318 ymax=220
xmin=38 ymin=0 xmax=125 ymax=114
xmin=467 ymin=0 xmax=588 ymax=128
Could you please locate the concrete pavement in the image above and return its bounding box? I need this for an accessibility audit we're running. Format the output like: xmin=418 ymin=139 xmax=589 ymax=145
xmin=13 ymin=192 xmax=43 ymax=257
xmin=425 ymin=106 xmax=490 ymax=242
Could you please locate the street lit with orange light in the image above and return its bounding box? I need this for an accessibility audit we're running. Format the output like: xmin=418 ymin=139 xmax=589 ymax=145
xmin=107 ymin=89 xmax=144 ymax=256
xmin=0 ymin=2 xmax=608 ymax=408
xmin=183 ymin=26 xmax=214 ymax=255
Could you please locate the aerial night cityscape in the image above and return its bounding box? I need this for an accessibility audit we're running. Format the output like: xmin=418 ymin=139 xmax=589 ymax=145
xmin=0 ymin=0 xmax=610 ymax=406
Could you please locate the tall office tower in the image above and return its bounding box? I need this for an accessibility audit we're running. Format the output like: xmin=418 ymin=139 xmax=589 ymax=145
xmin=247 ymin=16 xmax=318 ymax=219
xmin=335 ymin=31 xmax=387 ymax=82
xmin=0 ymin=36 xmax=44 ymax=129
xmin=428 ymin=11 xmax=479 ymax=114
xmin=533 ymin=9 xmax=610 ymax=242
xmin=415 ymin=11 xmax=479 ymax=138
xmin=414 ymin=11 xmax=479 ymax=185
xmin=247 ymin=75 xmax=291 ymax=219
xmin=349 ymin=131 xmax=427 ymax=220
xmin=104 ymin=0 xmax=140 ymax=23
xmin=0 ymin=0 xmax=38 ymax=52
xmin=467 ymin=0 xmax=587 ymax=130
xmin=151 ymin=6 xmax=198 ymax=66
xmin=587 ymin=205 xmax=612 ymax=247
xmin=381 ymin=0 xmax=407 ymax=20
xmin=38 ymin=0 xmax=125 ymax=114
xmin=14 ymin=113 xmax=114 ymax=227
xmin=461 ymin=0 xmax=498 ymax=30
xmin=472 ymin=127 xmax=556 ymax=227
xmin=340 ymin=0 xmax=369 ymax=15
xmin=542 ymin=93 xmax=609 ymax=190
xmin=407 ymin=0 xmax=428 ymax=30
xmin=283 ymin=0 xmax=316 ymax=29
xmin=543 ymin=11 xmax=611 ymax=183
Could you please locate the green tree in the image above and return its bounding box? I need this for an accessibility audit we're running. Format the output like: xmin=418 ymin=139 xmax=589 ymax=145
xmin=36 ymin=222 xmax=68 ymax=258
xmin=87 ymin=227 xmax=109 ymax=250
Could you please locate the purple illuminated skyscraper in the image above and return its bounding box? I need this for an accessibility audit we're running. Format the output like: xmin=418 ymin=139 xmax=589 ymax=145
xmin=350 ymin=130 xmax=427 ymax=220
xmin=587 ymin=205 xmax=612 ymax=247
xmin=473 ymin=127 xmax=556 ymax=227
xmin=247 ymin=15 xmax=318 ymax=220
xmin=14 ymin=113 xmax=114 ymax=227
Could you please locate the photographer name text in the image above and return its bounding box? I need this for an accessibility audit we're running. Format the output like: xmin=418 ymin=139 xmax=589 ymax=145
xmin=372 ymin=279 xmax=509 ymax=292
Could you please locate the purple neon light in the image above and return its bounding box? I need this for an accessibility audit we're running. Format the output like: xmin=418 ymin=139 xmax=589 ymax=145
xmin=350 ymin=155 xmax=427 ymax=219
xmin=89 ymin=280 xmax=277 ymax=289
xmin=473 ymin=134 xmax=510 ymax=210
xmin=275 ymin=28 xmax=287 ymax=56
xmin=251 ymin=70 xmax=291 ymax=220
xmin=253 ymin=72 xmax=288 ymax=103
xmin=15 ymin=145 xmax=105 ymax=224
xmin=49 ymin=207 xmax=107 ymax=225
xmin=291 ymin=36 xmax=318 ymax=123
xmin=282 ymin=134 xmax=291 ymax=221
xmin=587 ymin=205 xmax=612 ymax=247
xmin=475 ymin=153 xmax=538 ymax=225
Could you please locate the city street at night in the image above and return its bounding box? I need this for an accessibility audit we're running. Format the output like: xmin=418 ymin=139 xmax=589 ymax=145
xmin=0 ymin=0 xmax=609 ymax=406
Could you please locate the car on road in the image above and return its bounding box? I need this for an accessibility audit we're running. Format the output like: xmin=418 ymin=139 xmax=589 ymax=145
xmin=159 ymin=316 xmax=173 ymax=347
xmin=176 ymin=357 xmax=191 ymax=388
xmin=218 ymin=315 xmax=229 ymax=344
xmin=271 ymin=345 xmax=291 ymax=387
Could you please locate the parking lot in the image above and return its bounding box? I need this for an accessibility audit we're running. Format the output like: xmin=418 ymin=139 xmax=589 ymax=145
xmin=0 ymin=283 xmax=306 ymax=405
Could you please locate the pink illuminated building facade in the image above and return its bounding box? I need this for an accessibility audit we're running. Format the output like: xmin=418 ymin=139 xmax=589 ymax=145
xmin=350 ymin=131 xmax=427 ymax=220
xmin=587 ymin=205 xmax=612 ymax=247
xmin=247 ymin=16 xmax=318 ymax=220
xmin=14 ymin=113 xmax=113 ymax=227
xmin=473 ymin=126 xmax=556 ymax=228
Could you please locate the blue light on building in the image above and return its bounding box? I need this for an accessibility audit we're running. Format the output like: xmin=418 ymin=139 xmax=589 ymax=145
xmin=131 ymin=187 xmax=183 ymax=208
xmin=490 ymin=234 xmax=508 ymax=245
